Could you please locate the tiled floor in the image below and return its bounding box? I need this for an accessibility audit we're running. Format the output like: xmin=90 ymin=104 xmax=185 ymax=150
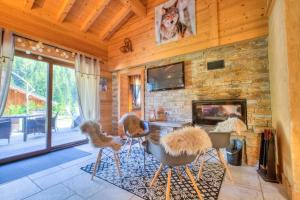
xmin=0 ymin=143 xmax=288 ymax=200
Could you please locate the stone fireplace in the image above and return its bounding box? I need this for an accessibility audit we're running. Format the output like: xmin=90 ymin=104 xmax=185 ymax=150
xmin=192 ymin=99 xmax=247 ymax=126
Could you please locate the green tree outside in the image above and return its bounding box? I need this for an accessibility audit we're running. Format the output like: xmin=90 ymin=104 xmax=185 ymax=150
xmin=5 ymin=56 xmax=79 ymax=116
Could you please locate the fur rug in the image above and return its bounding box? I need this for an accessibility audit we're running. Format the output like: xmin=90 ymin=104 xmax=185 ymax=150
xmin=213 ymin=117 xmax=247 ymax=134
xmin=160 ymin=126 xmax=212 ymax=156
xmin=80 ymin=121 xmax=121 ymax=151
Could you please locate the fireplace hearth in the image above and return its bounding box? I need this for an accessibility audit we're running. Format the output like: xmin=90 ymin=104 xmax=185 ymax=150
xmin=192 ymin=99 xmax=247 ymax=126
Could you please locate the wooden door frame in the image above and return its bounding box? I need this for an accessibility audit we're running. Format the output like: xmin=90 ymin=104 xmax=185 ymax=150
xmin=117 ymin=66 xmax=145 ymax=120
xmin=0 ymin=51 xmax=88 ymax=165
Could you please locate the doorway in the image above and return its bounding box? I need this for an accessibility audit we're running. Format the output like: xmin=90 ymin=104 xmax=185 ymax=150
xmin=118 ymin=67 xmax=145 ymax=134
xmin=0 ymin=51 xmax=87 ymax=164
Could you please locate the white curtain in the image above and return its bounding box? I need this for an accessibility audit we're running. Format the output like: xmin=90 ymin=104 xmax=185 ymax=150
xmin=75 ymin=54 xmax=100 ymax=122
xmin=0 ymin=29 xmax=14 ymax=116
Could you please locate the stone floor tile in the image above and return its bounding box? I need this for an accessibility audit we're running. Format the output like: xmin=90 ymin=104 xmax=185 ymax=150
xmin=63 ymin=173 xmax=107 ymax=198
xmin=218 ymin=182 xmax=263 ymax=200
xmin=24 ymin=184 xmax=74 ymax=200
xmin=259 ymin=177 xmax=288 ymax=200
xmin=65 ymin=194 xmax=84 ymax=200
xmin=87 ymin=184 xmax=134 ymax=200
xmin=224 ymin=165 xmax=261 ymax=190
xmin=32 ymin=165 xmax=83 ymax=189
xmin=0 ymin=177 xmax=41 ymax=200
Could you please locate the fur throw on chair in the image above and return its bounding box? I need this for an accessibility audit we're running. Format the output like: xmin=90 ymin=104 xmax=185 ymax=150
xmin=80 ymin=121 xmax=121 ymax=151
xmin=118 ymin=113 xmax=144 ymax=136
xmin=160 ymin=126 xmax=212 ymax=156
xmin=213 ymin=117 xmax=247 ymax=134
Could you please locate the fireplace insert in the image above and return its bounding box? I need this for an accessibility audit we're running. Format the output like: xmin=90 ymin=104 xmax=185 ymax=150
xmin=192 ymin=99 xmax=247 ymax=125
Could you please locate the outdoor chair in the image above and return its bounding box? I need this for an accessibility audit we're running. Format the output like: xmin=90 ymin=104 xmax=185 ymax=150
xmin=0 ymin=118 xmax=12 ymax=144
xmin=51 ymin=112 xmax=59 ymax=132
xmin=23 ymin=112 xmax=59 ymax=141
xmin=24 ymin=116 xmax=46 ymax=141
xmin=72 ymin=115 xmax=83 ymax=129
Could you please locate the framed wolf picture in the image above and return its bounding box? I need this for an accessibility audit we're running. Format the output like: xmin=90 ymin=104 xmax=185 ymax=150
xmin=155 ymin=0 xmax=196 ymax=44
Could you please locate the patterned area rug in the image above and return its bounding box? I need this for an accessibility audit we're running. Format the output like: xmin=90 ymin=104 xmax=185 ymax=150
xmin=81 ymin=147 xmax=225 ymax=200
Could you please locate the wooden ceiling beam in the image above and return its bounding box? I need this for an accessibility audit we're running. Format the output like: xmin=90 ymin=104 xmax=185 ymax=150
xmin=0 ymin=2 xmax=107 ymax=59
xmin=24 ymin=0 xmax=35 ymax=10
xmin=57 ymin=0 xmax=76 ymax=22
xmin=99 ymin=7 xmax=131 ymax=41
xmin=119 ymin=0 xmax=146 ymax=17
xmin=81 ymin=0 xmax=111 ymax=32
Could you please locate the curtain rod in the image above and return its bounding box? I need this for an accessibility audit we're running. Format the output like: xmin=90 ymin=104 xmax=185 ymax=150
xmin=14 ymin=34 xmax=104 ymax=64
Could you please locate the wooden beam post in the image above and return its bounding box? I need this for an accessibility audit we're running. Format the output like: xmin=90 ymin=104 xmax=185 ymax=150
xmin=57 ymin=0 xmax=77 ymax=22
xmin=81 ymin=0 xmax=111 ymax=32
xmin=99 ymin=7 xmax=131 ymax=41
xmin=24 ymin=0 xmax=35 ymax=10
xmin=119 ymin=0 xmax=146 ymax=17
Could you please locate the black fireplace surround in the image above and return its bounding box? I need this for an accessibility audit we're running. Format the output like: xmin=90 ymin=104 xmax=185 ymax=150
xmin=192 ymin=99 xmax=247 ymax=126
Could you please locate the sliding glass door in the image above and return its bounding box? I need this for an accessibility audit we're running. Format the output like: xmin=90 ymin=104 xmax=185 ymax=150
xmin=0 ymin=56 xmax=48 ymax=161
xmin=51 ymin=64 xmax=86 ymax=147
xmin=0 ymin=52 xmax=87 ymax=164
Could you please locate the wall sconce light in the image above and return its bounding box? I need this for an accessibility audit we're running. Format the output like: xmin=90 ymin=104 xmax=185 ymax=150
xmin=120 ymin=38 xmax=133 ymax=54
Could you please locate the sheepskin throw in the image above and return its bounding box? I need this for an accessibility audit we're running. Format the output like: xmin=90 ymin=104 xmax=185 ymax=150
xmin=80 ymin=121 xmax=121 ymax=151
xmin=160 ymin=126 xmax=212 ymax=156
xmin=118 ymin=113 xmax=144 ymax=136
xmin=213 ymin=117 xmax=247 ymax=134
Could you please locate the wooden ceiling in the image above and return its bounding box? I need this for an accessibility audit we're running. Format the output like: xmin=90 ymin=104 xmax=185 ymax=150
xmin=0 ymin=0 xmax=146 ymax=59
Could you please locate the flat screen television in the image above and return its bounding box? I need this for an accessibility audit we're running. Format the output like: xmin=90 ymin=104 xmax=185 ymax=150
xmin=147 ymin=62 xmax=185 ymax=92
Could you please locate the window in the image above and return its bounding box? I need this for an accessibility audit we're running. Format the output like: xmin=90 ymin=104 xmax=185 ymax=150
xmin=0 ymin=52 xmax=87 ymax=163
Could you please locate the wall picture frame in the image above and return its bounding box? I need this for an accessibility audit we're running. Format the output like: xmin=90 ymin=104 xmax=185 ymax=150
xmin=155 ymin=0 xmax=196 ymax=44
xmin=99 ymin=77 xmax=108 ymax=92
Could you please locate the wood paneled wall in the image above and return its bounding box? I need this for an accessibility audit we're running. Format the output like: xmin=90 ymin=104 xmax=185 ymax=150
xmin=107 ymin=0 xmax=268 ymax=70
xmin=100 ymin=70 xmax=113 ymax=134
xmin=285 ymin=0 xmax=300 ymax=198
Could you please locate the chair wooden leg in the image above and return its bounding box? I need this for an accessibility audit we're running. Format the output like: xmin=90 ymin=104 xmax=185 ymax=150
xmin=91 ymin=149 xmax=102 ymax=180
xmin=127 ymin=139 xmax=133 ymax=158
xmin=124 ymin=138 xmax=130 ymax=146
xmin=185 ymin=165 xmax=203 ymax=200
xmin=166 ymin=168 xmax=172 ymax=200
xmin=217 ymin=149 xmax=233 ymax=183
xmin=194 ymin=153 xmax=201 ymax=164
xmin=113 ymin=153 xmax=121 ymax=177
xmin=197 ymin=157 xmax=205 ymax=180
xmin=150 ymin=163 xmax=163 ymax=187
xmin=138 ymin=138 xmax=142 ymax=149
xmin=176 ymin=167 xmax=183 ymax=181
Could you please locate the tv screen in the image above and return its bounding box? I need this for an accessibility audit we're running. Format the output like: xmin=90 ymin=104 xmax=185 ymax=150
xmin=147 ymin=62 xmax=185 ymax=92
